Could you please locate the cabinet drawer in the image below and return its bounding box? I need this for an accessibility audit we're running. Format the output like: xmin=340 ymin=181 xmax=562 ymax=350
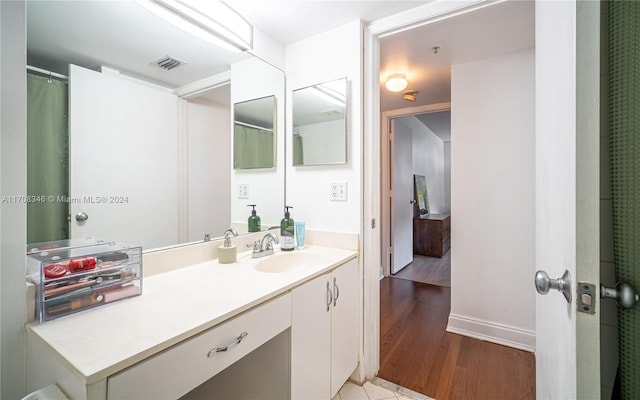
xmin=107 ymin=293 xmax=291 ymax=400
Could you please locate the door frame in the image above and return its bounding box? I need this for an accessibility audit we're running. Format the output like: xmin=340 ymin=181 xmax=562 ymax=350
xmin=361 ymin=0 xmax=510 ymax=380
xmin=362 ymin=0 xmax=601 ymax=394
xmin=381 ymin=103 xmax=451 ymax=278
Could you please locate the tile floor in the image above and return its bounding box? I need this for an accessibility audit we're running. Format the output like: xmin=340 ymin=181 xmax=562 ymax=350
xmin=333 ymin=381 xmax=424 ymax=400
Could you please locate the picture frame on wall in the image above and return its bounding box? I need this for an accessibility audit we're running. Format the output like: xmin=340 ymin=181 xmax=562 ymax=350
xmin=414 ymin=174 xmax=429 ymax=215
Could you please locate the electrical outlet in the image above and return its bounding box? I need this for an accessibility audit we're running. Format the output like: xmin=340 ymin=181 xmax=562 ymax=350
xmin=329 ymin=182 xmax=347 ymax=201
xmin=238 ymin=184 xmax=249 ymax=199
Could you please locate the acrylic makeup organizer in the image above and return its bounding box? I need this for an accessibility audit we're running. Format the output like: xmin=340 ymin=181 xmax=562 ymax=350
xmin=26 ymin=238 xmax=142 ymax=322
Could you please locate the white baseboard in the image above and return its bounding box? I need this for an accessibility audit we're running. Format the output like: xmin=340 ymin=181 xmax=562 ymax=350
xmin=447 ymin=313 xmax=535 ymax=352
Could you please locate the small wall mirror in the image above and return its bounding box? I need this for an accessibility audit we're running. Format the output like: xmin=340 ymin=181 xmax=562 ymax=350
xmin=292 ymin=77 xmax=347 ymax=166
xmin=234 ymin=95 xmax=276 ymax=169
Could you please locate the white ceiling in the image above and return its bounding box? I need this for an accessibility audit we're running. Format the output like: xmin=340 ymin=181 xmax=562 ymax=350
xmin=27 ymin=1 xmax=251 ymax=89
xmin=379 ymin=0 xmax=534 ymax=111
xmin=27 ymin=0 xmax=534 ymax=123
xmin=227 ymin=1 xmax=429 ymax=45
xmin=415 ymin=111 xmax=451 ymax=142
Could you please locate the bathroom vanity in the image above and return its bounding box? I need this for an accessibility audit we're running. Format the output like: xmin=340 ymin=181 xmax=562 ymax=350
xmin=26 ymin=245 xmax=359 ymax=400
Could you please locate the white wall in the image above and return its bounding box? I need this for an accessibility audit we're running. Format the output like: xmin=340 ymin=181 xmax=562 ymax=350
xmin=1 ymin=1 xmax=27 ymax=398
xmin=250 ymin=27 xmax=285 ymax=71
xmin=187 ymin=98 xmax=231 ymax=241
xmin=448 ymin=49 xmax=535 ymax=351
xmin=230 ymin=58 xmax=285 ymax=230
xmin=444 ymin=141 xmax=451 ymax=211
xmin=285 ymin=21 xmax=363 ymax=233
xmin=295 ymin=119 xmax=346 ymax=165
xmin=399 ymin=115 xmax=448 ymax=214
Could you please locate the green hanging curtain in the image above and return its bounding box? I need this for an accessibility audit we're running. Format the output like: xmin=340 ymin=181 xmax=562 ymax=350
xmin=233 ymin=123 xmax=274 ymax=169
xmin=608 ymin=1 xmax=640 ymax=398
xmin=293 ymin=133 xmax=304 ymax=165
xmin=27 ymin=73 xmax=69 ymax=244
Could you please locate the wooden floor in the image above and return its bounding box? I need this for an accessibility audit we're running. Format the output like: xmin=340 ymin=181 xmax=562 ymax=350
xmin=393 ymin=250 xmax=451 ymax=287
xmin=379 ymin=277 xmax=535 ymax=400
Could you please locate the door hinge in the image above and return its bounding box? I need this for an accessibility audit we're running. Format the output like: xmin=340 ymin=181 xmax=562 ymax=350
xmin=577 ymin=282 xmax=596 ymax=314
xmin=371 ymin=218 xmax=376 ymax=229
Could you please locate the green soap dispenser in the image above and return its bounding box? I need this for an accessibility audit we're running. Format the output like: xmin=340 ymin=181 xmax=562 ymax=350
xmin=247 ymin=205 xmax=261 ymax=232
xmin=280 ymin=206 xmax=295 ymax=251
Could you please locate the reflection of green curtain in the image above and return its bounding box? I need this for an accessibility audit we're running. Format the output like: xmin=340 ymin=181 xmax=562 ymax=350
xmin=233 ymin=123 xmax=274 ymax=169
xmin=293 ymin=133 xmax=304 ymax=165
xmin=27 ymin=73 xmax=69 ymax=243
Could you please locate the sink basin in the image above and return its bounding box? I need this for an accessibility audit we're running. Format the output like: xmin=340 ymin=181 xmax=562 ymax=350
xmin=254 ymin=252 xmax=320 ymax=273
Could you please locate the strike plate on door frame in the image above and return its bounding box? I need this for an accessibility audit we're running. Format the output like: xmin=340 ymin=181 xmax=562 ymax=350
xmin=577 ymin=282 xmax=596 ymax=314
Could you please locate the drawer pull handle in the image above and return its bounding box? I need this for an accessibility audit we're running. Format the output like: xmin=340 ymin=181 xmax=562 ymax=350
xmin=207 ymin=332 xmax=248 ymax=358
xmin=333 ymin=277 xmax=340 ymax=307
xmin=326 ymin=281 xmax=333 ymax=312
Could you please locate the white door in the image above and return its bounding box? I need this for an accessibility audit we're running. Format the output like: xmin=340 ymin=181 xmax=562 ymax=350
xmin=391 ymin=118 xmax=413 ymax=274
xmin=68 ymin=64 xmax=179 ymax=250
xmin=535 ymin=1 xmax=600 ymax=398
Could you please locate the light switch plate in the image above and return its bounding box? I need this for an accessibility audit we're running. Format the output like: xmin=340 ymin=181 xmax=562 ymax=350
xmin=238 ymin=184 xmax=249 ymax=199
xmin=330 ymin=182 xmax=347 ymax=201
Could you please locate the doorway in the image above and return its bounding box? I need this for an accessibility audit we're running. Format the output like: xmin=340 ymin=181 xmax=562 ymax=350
xmin=385 ymin=109 xmax=451 ymax=287
xmin=372 ymin=1 xmax=537 ymax=398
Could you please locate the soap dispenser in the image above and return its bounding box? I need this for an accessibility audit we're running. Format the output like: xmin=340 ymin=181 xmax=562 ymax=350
xmin=218 ymin=228 xmax=239 ymax=264
xmin=247 ymin=205 xmax=261 ymax=232
xmin=280 ymin=206 xmax=295 ymax=251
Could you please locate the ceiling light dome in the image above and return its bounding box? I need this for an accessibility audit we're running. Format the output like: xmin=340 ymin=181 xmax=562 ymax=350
xmin=385 ymin=73 xmax=408 ymax=92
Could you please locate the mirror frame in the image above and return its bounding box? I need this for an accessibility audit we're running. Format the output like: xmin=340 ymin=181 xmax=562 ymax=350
xmin=291 ymin=77 xmax=348 ymax=167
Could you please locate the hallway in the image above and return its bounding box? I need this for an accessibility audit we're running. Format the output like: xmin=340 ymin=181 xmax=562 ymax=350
xmin=379 ymin=277 xmax=535 ymax=399
xmin=392 ymin=251 xmax=451 ymax=288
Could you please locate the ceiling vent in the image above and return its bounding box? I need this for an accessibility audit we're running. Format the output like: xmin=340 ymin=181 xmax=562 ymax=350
xmin=154 ymin=56 xmax=186 ymax=70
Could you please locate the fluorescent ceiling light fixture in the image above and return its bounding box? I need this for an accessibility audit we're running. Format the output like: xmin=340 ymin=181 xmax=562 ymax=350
xmin=139 ymin=0 xmax=253 ymax=53
xmin=385 ymin=73 xmax=408 ymax=92
xmin=312 ymin=83 xmax=346 ymax=107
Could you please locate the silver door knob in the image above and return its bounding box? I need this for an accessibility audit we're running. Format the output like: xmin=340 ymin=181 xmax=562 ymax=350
xmin=535 ymin=269 xmax=572 ymax=303
xmin=75 ymin=212 xmax=89 ymax=222
xmin=601 ymin=282 xmax=639 ymax=309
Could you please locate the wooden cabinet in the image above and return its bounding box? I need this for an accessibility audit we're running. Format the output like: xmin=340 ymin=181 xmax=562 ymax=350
xmin=413 ymin=214 xmax=450 ymax=257
xmin=291 ymin=259 xmax=359 ymax=399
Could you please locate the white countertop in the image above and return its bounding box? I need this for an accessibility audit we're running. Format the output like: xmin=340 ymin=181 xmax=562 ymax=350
xmin=27 ymin=245 xmax=358 ymax=384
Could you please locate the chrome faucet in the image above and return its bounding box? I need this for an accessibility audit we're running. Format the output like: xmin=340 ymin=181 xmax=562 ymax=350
xmin=261 ymin=232 xmax=279 ymax=252
xmin=247 ymin=232 xmax=279 ymax=258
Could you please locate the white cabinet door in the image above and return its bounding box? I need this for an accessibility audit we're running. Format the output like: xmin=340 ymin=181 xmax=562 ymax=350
xmin=291 ymin=259 xmax=359 ymax=400
xmin=330 ymin=258 xmax=359 ymax=398
xmin=291 ymin=272 xmax=331 ymax=399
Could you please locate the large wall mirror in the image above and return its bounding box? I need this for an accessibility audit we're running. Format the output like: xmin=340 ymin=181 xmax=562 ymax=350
xmin=292 ymin=77 xmax=348 ymax=166
xmin=26 ymin=1 xmax=285 ymax=251
xmin=234 ymin=96 xmax=276 ymax=169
